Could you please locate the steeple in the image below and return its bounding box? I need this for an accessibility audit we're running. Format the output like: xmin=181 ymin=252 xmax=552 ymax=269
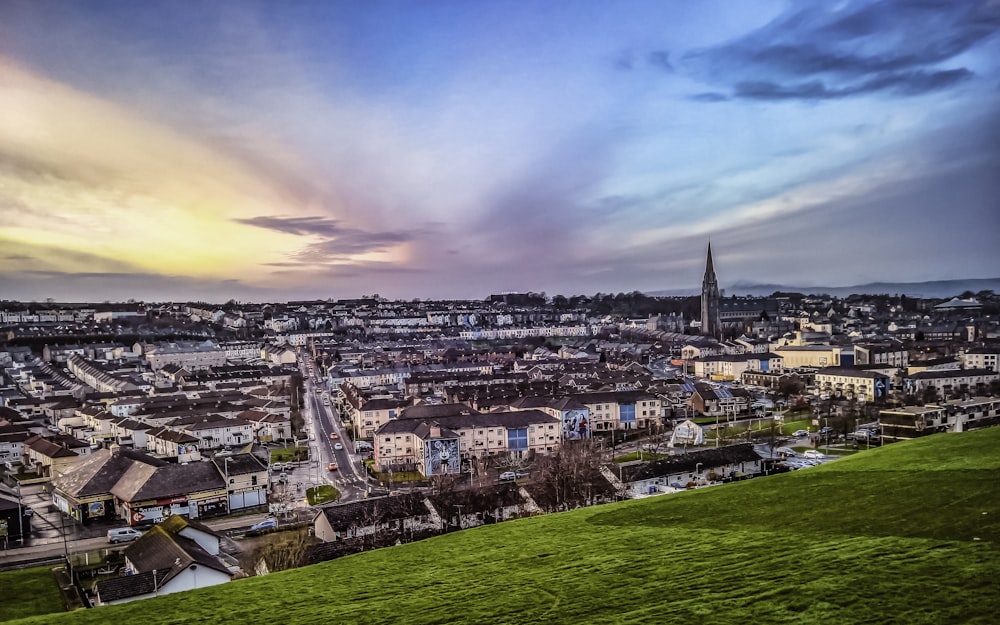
xmin=700 ymin=241 xmax=720 ymax=339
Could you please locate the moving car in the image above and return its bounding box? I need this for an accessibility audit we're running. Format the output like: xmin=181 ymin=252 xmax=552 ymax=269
xmin=107 ymin=528 xmax=142 ymax=544
xmin=792 ymin=429 xmax=809 ymax=437
xmin=803 ymin=450 xmax=825 ymax=459
xmin=499 ymin=471 xmax=517 ymax=481
xmin=329 ymin=433 xmax=339 ymax=440
xmin=327 ymin=462 xmax=338 ymax=471
xmin=333 ymin=442 xmax=343 ymax=450
xmin=249 ymin=519 xmax=277 ymax=533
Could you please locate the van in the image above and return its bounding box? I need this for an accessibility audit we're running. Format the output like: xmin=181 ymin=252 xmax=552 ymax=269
xmin=107 ymin=527 xmax=143 ymax=544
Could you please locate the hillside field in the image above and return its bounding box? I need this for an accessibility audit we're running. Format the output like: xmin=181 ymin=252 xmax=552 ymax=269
xmin=12 ymin=428 xmax=1000 ymax=625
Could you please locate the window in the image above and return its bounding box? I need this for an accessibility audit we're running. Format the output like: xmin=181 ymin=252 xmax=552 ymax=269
xmin=385 ymin=437 xmax=391 ymax=442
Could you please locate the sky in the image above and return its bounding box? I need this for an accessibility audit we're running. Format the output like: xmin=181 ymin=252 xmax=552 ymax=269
xmin=1 ymin=0 xmax=999 ymax=303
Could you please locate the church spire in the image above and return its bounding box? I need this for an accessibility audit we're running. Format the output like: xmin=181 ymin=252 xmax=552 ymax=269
xmin=701 ymin=240 xmax=720 ymax=339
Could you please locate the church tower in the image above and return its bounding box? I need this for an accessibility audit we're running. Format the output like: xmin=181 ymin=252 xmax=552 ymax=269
xmin=701 ymin=242 xmax=721 ymax=339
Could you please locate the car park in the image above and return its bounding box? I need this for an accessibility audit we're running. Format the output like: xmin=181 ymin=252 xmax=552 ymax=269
xmin=107 ymin=528 xmax=142 ymax=544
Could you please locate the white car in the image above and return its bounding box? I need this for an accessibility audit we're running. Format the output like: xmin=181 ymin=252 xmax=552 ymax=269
xmin=107 ymin=528 xmax=142 ymax=544
xmin=499 ymin=471 xmax=517 ymax=481
xmin=333 ymin=442 xmax=343 ymax=450
xmin=803 ymin=450 xmax=825 ymax=459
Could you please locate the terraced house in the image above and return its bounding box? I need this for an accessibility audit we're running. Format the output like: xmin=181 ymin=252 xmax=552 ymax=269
xmin=373 ymin=407 xmax=559 ymax=474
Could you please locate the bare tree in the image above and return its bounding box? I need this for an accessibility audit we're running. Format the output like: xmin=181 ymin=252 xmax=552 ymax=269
xmin=247 ymin=528 xmax=313 ymax=574
xmin=532 ymin=439 xmax=609 ymax=511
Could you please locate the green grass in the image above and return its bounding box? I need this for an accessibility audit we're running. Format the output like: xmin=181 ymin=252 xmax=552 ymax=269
xmin=270 ymin=447 xmax=309 ymax=463
xmin=12 ymin=428 xmax=1000 ymax=625
xmin=305 ymin=484 xmax=339 ymax=505
xmin=0 ymin=567 xmax=65 ymax=622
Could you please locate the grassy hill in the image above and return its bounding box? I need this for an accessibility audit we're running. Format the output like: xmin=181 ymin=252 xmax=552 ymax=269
xmin=13 ymin=428 xmax=1000 ymax=625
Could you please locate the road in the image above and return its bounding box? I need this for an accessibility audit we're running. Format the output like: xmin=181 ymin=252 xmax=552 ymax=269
xmin=295 ymin=358 xmax=370 ymax=502
xmin=0 ymin=510 xmax=279 ymax=567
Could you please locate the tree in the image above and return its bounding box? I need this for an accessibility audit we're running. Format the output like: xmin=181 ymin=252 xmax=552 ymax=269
xmin=246 ymin=528 xmax=313 ymax=574
xmin=532 ymin=439 xmax=608 ymax=511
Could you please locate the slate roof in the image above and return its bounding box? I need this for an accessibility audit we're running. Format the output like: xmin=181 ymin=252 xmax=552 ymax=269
xmin=427 ymin=483 xmax=523 ymax=514
xmin=377 ymin=409 xmax=558 ymax=435
xmin=211 ymin=452 xmax=266 ymax=476
xmin=96 ymin=567 xmax=173 ymax=603
xmin=111 ymin=461 xmax=225 ymax=502
xmin=53 ymin=447 xmax=166 ymax=498
xmin=146 ymin=426 xmax=199 ymax=444
xmin=316 ymin=493 xmax=431 ymax=531
xmin=621 ymin=443 xmax=763 ymax=482
xmin=398 ymin=403 xmax=479 ymax=420
xmin=909 ymin=368 xmax=998 ymax=380
xmin=816 ymin=367 xmax=888 ymax=379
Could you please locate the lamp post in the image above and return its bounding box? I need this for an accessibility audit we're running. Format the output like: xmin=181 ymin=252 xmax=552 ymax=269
xmin=16 ymin=481 xmax=23 ymax=545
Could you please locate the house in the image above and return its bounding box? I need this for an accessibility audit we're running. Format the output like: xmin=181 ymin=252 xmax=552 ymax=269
xmin=94 ymin=515 xmax=235 ymax=605
xmin=620 ymin=443 xmax=765 ymax=497
xmin=51 ymin=446 xmax=167 ymax=525
xmin=571 ymin=390 xmax=663 ymax=431
xmin=145 ymin=427 xmax=202 ymax=462
xmin=214 ymin=453 xmax=269 ymax=511
xmin=23 ymin=434 xmax=91 ymax=478
xmin=903 ymin=368 xmax=999 ymax=399
xmin=689 ymin=383 xmax=752 ymax=417
xmin=374 ymin=408 xmax=561 ymax=473
xmin=880 ymin=396 xmax=1000 ymax=442
xmin=110 ymin=461 xmax=228 ymax=525
xmin=814 ymin=367 xmax=891 ymax=402
xmin=313 ymin=493 xmax=438 ymax=542
xmin=237 ymin=409 xmax=292 ymax=443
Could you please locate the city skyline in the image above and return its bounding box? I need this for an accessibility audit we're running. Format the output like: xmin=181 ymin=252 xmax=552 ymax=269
xmin=2 ymin=1 xmax=999 ymax=303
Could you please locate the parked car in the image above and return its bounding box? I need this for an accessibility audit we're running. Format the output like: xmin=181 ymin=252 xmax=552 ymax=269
xmin=107 ymin=528 xmax=142 ymax=544
xmin=803 ymin=450 xmax=825 ymax=459
xmin=775 ymin=447 xmax=798 ymax=457
xmin=792 ymin=429 xmax=809 ymax=437
xmin=271 ymin=462 xmax=284 ymax=471
xmin=277 ymin=472 xmax=288 ymax=484
xmin=499 ymin=471 xmax=517 ymax=481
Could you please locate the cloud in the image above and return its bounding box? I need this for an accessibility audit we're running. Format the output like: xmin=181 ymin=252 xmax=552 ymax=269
xmin=732 ymin=68 xmax=973 ymax=100
xmin=648 ymin=50 xmax=673 ymax=72
xmin=683 ymin=0 xmax=999 ymax=101
xmin=690 ymin=92 xmax=729 ymax=102
xmin=236 ymin=214 xmax=423 ymax=263
xmin=234 ymin=215 xmax=344 ymax=238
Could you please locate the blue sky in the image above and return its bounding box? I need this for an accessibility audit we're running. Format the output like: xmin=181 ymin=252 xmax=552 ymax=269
xmin=1 ymin=0 xmax=998 ymax=302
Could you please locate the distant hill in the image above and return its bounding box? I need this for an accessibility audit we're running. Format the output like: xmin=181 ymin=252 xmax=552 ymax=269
xmin=651 ymin=277 xmax=1000 ymax=299
xmin=19 ymin=428 xmax=1000 ymax=625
